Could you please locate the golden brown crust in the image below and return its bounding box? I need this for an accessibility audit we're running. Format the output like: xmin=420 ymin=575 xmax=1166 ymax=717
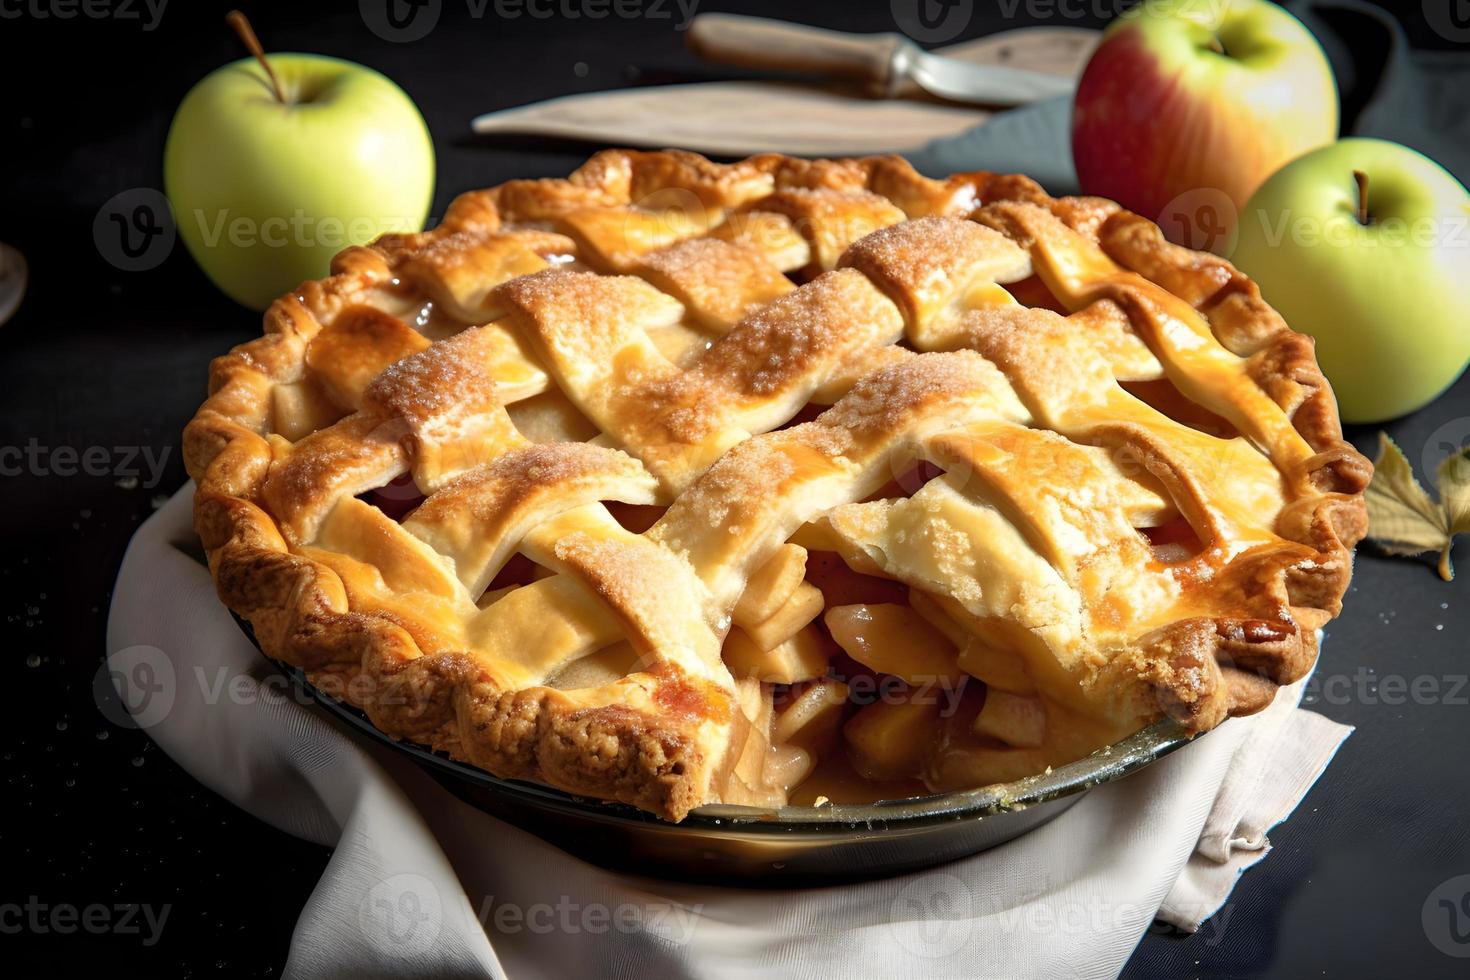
xmin=184 ymin=149 xmax=1369 ymax=820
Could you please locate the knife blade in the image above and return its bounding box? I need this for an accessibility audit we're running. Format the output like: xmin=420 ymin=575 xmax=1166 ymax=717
xmin=685 ymin=13 xmax=1075 ymax=106
xmin=471 ymin=81 xmax=989 ymax=156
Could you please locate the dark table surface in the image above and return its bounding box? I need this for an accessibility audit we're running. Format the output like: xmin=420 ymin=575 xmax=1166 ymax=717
xmin=4 ymin=1 xmax=1468 ymax=976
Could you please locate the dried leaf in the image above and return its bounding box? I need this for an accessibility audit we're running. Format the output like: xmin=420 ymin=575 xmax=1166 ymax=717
xmin=1364 ymin=433 xmax=1456 ymax=580
xmin=1441 ymin=448 xmax=1470 ymax=535
xmin=1366 ymin=435 xmax=1449 ymax=548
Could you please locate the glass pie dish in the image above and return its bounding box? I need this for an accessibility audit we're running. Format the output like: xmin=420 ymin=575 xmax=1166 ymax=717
xmin=244 ymin=614 xmax=1193 ymax=885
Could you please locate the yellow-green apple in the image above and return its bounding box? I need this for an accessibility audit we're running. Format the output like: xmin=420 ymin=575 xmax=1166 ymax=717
xmin=1072 ymin=0 xmax=1337 ymax=244
xmin=1231 ymin=137 xmax=1470 ymax=422
xmin=165 ymin=53 xmax=434 ymax=309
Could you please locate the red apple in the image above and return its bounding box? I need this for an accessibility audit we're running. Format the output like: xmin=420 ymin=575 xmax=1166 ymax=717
xmin=1071 ymin=0 xmax=1337 ymax=247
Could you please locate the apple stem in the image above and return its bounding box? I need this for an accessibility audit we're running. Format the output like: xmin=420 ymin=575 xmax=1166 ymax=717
xmin=1353 ymin=169 xmax=1370 ymax=225
xmin=226 ymin=10 xmax=286 ymax=105
xmin=1207 ymin=34 xmax=1225 ymax=55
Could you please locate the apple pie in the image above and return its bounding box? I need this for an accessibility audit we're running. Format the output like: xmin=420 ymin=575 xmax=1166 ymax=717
xmin=184 ymin=149 xmax=1369 ymax=821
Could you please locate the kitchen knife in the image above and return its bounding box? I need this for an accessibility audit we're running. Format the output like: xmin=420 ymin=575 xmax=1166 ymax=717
xmin=685 ymin=13 xmax=1076 ymax=105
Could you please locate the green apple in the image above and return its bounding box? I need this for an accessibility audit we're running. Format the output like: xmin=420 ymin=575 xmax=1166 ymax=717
xmin=1231 ymin=138 xmax=1470 ymax=422
xmin=165 ymin=54 xmax=434 ymax=310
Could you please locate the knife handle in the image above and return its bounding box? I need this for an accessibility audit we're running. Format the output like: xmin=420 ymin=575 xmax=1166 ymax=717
xmin=686 ymin=14 xmax=914 ymax=97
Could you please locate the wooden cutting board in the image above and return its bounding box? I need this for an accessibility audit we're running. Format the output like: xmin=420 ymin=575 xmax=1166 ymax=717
xmin=471 ymin=27 xmax=1098 ymax=157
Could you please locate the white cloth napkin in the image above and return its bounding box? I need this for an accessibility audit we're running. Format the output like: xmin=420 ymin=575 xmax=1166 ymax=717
xmin=107 ymin=487 xmax=1353 ymax=979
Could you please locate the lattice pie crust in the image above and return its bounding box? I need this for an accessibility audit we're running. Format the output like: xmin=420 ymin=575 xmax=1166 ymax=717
xmin=184 ymin=150 xmax=1369 ymax=821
